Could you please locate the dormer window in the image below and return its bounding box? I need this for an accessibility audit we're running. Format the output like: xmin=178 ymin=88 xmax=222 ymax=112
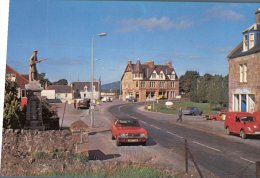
xmin=151 ymin=73 xmax=156 ymax=79
xmin=249 ymin=33 xmax=255 ymax=49
xmin=243 ymin=34 xmax=248 ymax=51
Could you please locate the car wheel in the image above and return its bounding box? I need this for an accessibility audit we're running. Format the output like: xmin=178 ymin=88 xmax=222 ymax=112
xmin=240 ymin=130 xmax=247 ymax=139
xmin=116 ymin=139 xmax=121 ymax=146
xmin=142 ymin=142 xmax=146 ymax=146
xmin=112 ymin=135 xmax=115 ymax=140
xmin=226 ymin=127 xmax=230 ymax=135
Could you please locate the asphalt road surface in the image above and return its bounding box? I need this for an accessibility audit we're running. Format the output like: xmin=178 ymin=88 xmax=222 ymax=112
xmin=108 ymin=103 xmax=260 ymax=178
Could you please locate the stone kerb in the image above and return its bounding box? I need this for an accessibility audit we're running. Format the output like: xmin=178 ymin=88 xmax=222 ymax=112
xmin=70 ymin=120 xmax=89 ymax=154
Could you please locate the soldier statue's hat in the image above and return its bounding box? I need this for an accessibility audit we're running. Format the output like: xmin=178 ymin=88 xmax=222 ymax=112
xmin=33 ymin=50 xmax=38 ymax=52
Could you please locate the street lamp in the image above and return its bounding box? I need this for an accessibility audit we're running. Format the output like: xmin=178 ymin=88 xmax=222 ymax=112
xmin=90 ymin=32 xmax=107 ymax=128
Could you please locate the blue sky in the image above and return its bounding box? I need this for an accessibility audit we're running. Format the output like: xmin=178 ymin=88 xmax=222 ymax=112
xmin=6 ymin=1 xmax=259 ymax=84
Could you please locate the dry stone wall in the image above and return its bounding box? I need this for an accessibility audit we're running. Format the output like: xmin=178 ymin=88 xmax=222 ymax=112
xmin=1 ymin=121 xmax=89 ymax=176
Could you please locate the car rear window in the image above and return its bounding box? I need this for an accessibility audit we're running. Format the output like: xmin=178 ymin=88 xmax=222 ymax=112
xmin=117 ymin=120 xmax=140 ymax=127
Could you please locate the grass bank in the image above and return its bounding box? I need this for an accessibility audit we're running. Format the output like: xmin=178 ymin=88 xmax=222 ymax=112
xmin=45 ymin=165 xmax=175 ymax=178
xmin=147 ymin=101 xmax=213 ymax=115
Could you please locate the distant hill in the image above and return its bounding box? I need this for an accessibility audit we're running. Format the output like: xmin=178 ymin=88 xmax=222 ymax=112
xmin=101 ymin=81 xmax=120 ymax=92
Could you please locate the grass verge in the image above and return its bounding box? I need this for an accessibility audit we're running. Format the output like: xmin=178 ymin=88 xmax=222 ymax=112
xmin=147 ymin=101 xmax=212 ymax=115
xmin=45 ymin=165 xmax=175 ymax=178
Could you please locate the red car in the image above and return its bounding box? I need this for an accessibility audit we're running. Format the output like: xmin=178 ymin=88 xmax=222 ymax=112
xmin=224 ymin=112 xmax=260 ymax=139
xmin=111 ymin=118 xmax=148 ymax=146
xmin=208 ymin=111 xmax=227 ymax=121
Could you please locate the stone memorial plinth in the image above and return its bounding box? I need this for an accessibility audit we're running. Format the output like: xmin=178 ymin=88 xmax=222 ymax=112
xmin=24 ymin=81 xmax=45 ymax=130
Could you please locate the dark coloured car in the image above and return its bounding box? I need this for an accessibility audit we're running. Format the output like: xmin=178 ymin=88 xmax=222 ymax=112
xmin=127 ymin=97 xmax=137 ymax=102
xmin=77 ymin=99 xmax=90 ymax=109
xmin=183 ymin=107 xmax=203 ymax=116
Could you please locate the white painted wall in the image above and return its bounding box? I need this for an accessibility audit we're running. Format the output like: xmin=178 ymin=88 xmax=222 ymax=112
xmin=41 ymin=90 xmax=55 ymax=99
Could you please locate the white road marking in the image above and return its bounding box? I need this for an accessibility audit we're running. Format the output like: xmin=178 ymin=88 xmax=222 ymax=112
xmin=240 ymin=157 xmax=255 ymax=164
xmin=166 ymin=131 xmax=184 ymax=139
xmin=149 ymin=124 xmax=161 ymax=130
xmin=192 ymin=141 xmax=222 ymax=152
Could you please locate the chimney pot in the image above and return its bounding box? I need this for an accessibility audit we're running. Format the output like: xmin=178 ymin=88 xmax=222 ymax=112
xmin=255 ymin=8 xmax=260 ymax=24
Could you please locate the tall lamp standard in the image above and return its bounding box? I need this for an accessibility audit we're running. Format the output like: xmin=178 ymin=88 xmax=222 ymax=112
xmin=90 ymin=32 xmax=107 ymax=128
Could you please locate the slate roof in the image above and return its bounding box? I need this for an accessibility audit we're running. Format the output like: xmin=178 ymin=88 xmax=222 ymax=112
xmin=5 ymin=65 xmax=29 ymax=89
xmin=125 ymin=60 xmax=178 ymax=80
xmin=47 ymin=85 xmax=72 ymax=93
xmin=71 ymin=81 xmax=100 ymax=91
xmin=227 ymin=41 xmax=260 ymax=59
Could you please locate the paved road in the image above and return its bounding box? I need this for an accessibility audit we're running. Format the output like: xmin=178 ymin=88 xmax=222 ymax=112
xmin=108 ymin=103 xmax=260 ymax=178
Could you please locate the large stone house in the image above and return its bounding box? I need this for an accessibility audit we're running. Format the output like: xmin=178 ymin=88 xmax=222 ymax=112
xmin=227 ymin=8 xmax=260 ymax=112
xmin=71 ymin=81 xmax=101 ymax=100
xmin=5 ymin=65 xmax=29 ymax=98
xmin=121 ymin=60 xmax=179 ymax=102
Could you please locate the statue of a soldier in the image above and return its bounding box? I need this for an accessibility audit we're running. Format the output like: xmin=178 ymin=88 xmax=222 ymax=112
xmin=29 ymin=50 xmax=47 ymax=82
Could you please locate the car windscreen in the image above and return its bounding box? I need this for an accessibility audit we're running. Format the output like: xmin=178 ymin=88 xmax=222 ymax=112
xmin=240 ymin=116 xmax=256 ymax=122
xmin=117 ymin=120 xmax=140 ymax=127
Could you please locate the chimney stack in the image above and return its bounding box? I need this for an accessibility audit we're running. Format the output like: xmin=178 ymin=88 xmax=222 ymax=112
xmin=256 ymin=8 xmax=260 ymax=24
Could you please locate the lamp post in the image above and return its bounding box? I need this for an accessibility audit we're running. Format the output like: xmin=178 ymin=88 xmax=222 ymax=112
xmin=90 ymin=32 xmax=107 ymax=128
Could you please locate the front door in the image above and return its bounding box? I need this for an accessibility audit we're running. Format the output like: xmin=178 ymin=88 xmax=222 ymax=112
xmin=241 ymin=94 xmax=247 ymax=112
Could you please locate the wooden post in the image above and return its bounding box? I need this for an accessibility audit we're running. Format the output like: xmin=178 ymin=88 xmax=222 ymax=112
xmin=257 ymin=161 xmax=260 ymax=178
xmin=188 ymin=148 xmax=204 ymax=178
xmin=185 ymin=139 xmax=188 ymax=174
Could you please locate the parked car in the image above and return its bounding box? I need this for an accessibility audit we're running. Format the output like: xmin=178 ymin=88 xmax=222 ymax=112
xmin=101 ymin=96 xmax=112 ymax=102
xmin=127 ymin=97 xmax=137 ymax=102
xmin=208 ymin=110 xmax=227 ymax=121
xmin=224 ymin=112 xmax=260 ymax=139
xmin=77 ymin=99 xmax=90 ymax=109
xmin=111 ymin=118 xmax=148 ymax=146
xmin=183 ymin=107 xmax=203 ymax=116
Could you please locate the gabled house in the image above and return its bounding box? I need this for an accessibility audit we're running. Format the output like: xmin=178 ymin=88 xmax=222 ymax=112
xmin=71 ymin=81 xmax=101 ymax=100
xmin=43 ymin=85 xmax=73 ymax=103
xmin=121 ymin=60 xmax=179 ymax=102
xmin=227 ymin=8 xmax=260 ymax=112
xmin=5 ymin=65 xmax=29 ymax=98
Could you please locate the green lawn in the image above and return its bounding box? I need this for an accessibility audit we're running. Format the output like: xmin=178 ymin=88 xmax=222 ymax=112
xmin=147 ymin=101 xmax=214 ymax=115
xmin=45 ymin=165 xmax=175 ymax=178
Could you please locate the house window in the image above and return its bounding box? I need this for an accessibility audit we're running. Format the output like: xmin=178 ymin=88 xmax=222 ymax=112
xmin=159 ymin=82 xmax=165 ymax=88
xmin=159 ymin=73 xmax=164 ymax=79
xmin=171 ymin=82 xmax=175 ymax=88
xmin=136 ymin=81 xmax=139 ymax=88
xmin=150 ymin=81 xmax=156 ymax=88
xmin=141 ymin=81 xmax=146 ymax=88
xmin=151 ymin=73 xmax=156 ymax=79
xmin=243 ymin=34 xmax=248 ymax=51
xmin=21 ymin=89 xmax=26 ymax=97
xmin=249 ymin=33 xmax=254 ymax=49
xmin=240 ymin=64 xmax=247 ymax=83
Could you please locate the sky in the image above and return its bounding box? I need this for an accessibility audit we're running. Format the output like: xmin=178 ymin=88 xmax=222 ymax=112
xmin=6 ymin=0 xmax=260 ymax=84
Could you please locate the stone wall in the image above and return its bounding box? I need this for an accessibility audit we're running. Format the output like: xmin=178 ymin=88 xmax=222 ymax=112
xmin=1 ymin=121 xmax=89 ymax=176
xmin=228 ymin=53 xmax=260 ymax=112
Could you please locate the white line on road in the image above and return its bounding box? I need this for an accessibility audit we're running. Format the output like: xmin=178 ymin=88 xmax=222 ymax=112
xmin=192 ymin=141 xmax=222 ymax=152
xmin=149 ymin=124 xmax=161 ymax=130
xmin=240 ymin=157 xmax=255 ymax=164
xmin=166 ymin=131 xmax=184 ymax=139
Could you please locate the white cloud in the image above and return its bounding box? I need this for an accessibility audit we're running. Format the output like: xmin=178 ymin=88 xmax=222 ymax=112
xmin=206 ymin=7 xmax=245 ymax=21
xmin=118 ymin=16 xmax=193 ymax=32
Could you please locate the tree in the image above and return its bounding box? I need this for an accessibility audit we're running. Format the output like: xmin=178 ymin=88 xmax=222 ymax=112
xmin=37 ymin=73 xmax=51 ymax=87
xmin=179 ymin=71 xmax=200 ymax=98
xmin=3 ymin=80 xmax=25 ymax=129
xmin=52 ymin=79 xmax=68 ymax=85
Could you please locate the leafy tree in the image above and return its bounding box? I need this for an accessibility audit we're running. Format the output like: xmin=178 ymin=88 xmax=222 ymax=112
xmin=179 ymin=71 xmax=200 ymax=97
xmin=52 ymin=79 xmax=68 ymax=85
xmin=38 ymin=73 xmax=51 ymax=87
xmin=3 ymin=80 xmax=25 ymax=129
